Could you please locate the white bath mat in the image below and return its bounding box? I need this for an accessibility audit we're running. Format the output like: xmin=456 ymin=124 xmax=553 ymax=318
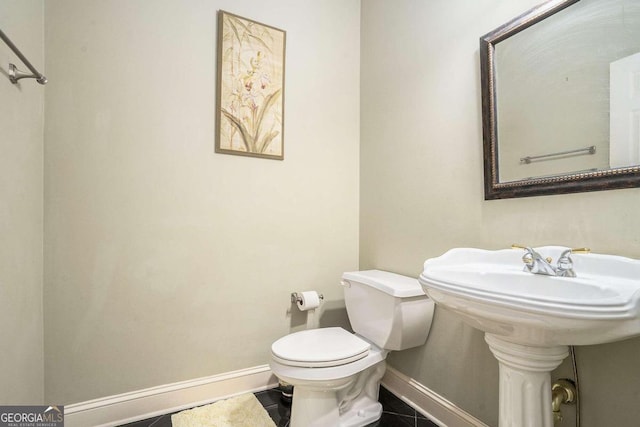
xmin=171 ymin=393 xmax=276 ymax=427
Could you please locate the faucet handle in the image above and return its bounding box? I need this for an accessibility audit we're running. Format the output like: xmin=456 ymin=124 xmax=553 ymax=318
xmin=556 ymin=253 xmax=575 ymax=277
xmin=558 ymin=247 xmax=591 ymax=259
xmin=511 ymin=244 xmax=541 ymax=257
xmin=569 ymin=247 xmax=590 ymax=254
xmin=512 ymin=245 xmax=539 ymax=271
xmin=512 ymin=244 xmax=590 ymax=254
xmin=511 ymin=244 xmax=534 ymax=259
xmin=556 ymin=247 xmax=589 ymax=277
xmin=511 ymin=244 xmax=550 ymax=258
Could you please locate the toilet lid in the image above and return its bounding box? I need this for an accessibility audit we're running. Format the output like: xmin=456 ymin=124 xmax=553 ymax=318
xmin=271 ymin=327 xmax=370 ymax=368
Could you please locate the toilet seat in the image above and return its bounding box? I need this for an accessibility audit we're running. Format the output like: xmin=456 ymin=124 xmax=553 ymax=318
xmin=271 ymin=327 xmax=370 ymax=368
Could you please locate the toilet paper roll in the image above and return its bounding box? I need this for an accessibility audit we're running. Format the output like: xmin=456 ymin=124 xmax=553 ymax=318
xmin=296 ymin=291 xmax=321 ymax=311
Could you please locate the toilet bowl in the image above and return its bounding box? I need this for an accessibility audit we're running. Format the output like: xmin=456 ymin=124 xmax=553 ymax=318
xmin=270 ymin=270 xmax=435 ymax=427
xmin=271 ymin=328 xmax=387 ymax=427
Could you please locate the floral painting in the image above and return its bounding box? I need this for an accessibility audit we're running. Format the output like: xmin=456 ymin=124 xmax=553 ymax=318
xmin=216 ymin=11 xmax=286 ymax=160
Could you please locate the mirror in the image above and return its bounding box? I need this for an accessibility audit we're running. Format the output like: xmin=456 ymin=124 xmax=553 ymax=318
xmin=481 ymin=0 xmax=640 ymax=199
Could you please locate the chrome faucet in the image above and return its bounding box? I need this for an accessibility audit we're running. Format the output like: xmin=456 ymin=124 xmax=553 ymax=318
xmin=556 ymin=249 xmax=576 ymax=277
xmin=519 ymin=246 xmax=557 ymax=276
xmin=512 ymin=245 xmax=590 ymax=277
xmin=555 ymin=247 xmax=591 ymax=277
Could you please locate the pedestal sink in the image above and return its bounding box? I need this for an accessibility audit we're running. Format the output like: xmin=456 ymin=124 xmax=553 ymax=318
xmin=419 ymin=246 xmax=640 ymax=427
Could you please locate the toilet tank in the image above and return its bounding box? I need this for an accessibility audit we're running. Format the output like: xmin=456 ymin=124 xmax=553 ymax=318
xmin=341 ymin=270 xmax=435 ymax=351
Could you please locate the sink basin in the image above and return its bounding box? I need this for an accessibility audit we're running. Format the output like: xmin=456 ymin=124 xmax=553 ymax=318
xmin=420 ymin=246 xmax=640 ymax=346
xmin=420 ymin=247 xmax=640 ymax=427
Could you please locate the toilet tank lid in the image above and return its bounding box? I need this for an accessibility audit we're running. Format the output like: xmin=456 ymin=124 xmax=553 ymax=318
xmin=342 ymin=270 xmax=425 ymax=298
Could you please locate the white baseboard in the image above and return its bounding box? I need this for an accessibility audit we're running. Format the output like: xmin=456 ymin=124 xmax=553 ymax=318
xmin=64 ymin=365 xmax=279 ymax=427
xmin=382 ymin=366 xmax=490 ymax=427
xmin=65 ymin=363 xmax=486 ymax=427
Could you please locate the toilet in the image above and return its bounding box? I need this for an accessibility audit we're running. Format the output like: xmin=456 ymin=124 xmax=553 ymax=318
xmin=270 ymin=270 xmax=435 ymax=427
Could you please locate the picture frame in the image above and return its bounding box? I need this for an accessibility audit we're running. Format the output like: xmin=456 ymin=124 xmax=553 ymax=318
xmin=215 ymin=11 xmax=286 ymax=160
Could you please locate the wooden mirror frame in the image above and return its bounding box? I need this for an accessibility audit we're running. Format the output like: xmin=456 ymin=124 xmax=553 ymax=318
xmin=480 ymin=0 xmax=640 ymax=200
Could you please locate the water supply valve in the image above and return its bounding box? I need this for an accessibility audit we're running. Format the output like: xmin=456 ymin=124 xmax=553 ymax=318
xmin=552 ymin=378 xmax=577 ymax=424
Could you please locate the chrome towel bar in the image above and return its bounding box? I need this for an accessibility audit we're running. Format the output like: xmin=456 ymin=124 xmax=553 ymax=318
xmin=520 ymin=145 xmax=595 ymax=164
xmin=0 ymin=28 xmax=47 ymax=85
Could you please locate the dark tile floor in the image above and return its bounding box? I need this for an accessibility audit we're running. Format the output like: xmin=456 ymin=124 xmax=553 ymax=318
xmin=119 ymin=385 xmax=440 ymax=427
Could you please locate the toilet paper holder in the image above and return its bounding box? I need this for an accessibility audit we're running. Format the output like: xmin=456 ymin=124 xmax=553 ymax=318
xmin=291 ymin=292 xmax=324 ymax=304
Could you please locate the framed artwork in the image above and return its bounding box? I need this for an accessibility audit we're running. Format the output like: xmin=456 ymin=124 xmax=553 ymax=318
xmin=216 ymin=11 xmax=286 ymax=160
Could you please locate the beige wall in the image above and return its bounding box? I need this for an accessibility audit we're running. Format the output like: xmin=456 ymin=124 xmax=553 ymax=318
xmin=361 ymin=1 xmax=640 ymax=426
xmin=43 ymin=0 xmax=360 ymax=403
xmin=8 ymin=1 xmax=640 ymax=422
xmin=0 ymin=1 xmax=44 ymax=404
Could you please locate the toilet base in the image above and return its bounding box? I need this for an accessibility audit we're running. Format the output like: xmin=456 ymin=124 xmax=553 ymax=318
xmin=339 ymin=396 xmax=382 ymax=427
xmin=287 ymin=361 xmax=386 ymax=427
xmin=289 ymin=388 xmax=383 ymax=427
xmin=289 ymin=386 xmax=343 ymax=427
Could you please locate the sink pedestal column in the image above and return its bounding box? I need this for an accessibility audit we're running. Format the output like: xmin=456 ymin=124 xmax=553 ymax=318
xmin=485 ymin=334 xmax=569 ymax=427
